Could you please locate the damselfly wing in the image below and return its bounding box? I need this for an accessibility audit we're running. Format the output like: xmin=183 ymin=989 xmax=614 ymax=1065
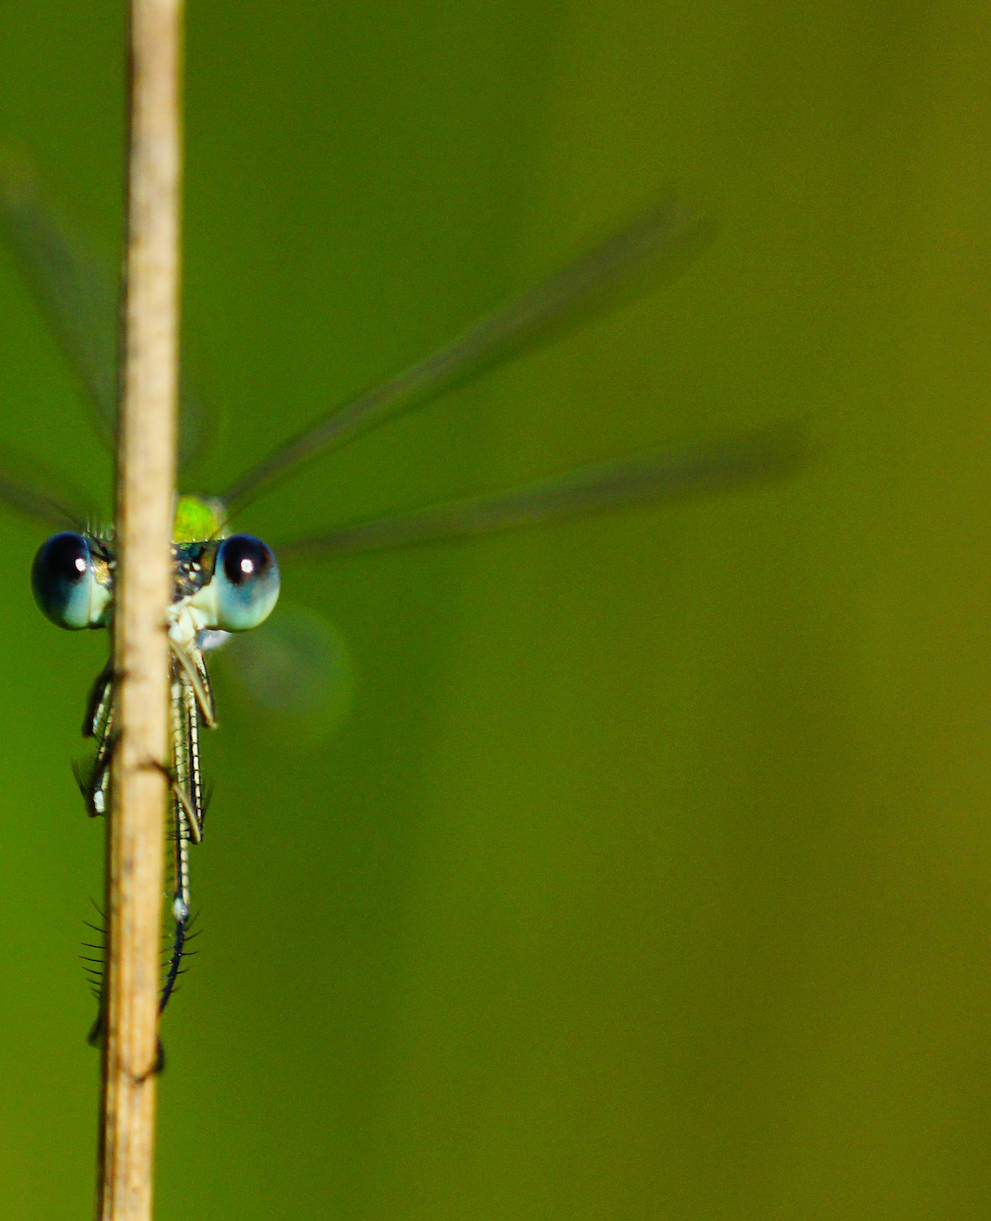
xmin=1 ymin=163 xmax=802 ymax=1028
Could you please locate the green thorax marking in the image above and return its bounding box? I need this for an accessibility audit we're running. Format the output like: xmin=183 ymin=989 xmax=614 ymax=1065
xmin=173 ymin=494 xmax=227 ymax=544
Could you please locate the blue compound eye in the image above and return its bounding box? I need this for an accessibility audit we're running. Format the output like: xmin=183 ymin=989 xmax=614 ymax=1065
xmin=32 ymin=532 xmax=111 ymax=630
xmin=212 ymin=535 xmax=280 ymax=631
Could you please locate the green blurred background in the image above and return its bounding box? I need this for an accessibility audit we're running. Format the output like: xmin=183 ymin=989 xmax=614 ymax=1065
xmin=1 ymin=2 xmax=989 ymax=1217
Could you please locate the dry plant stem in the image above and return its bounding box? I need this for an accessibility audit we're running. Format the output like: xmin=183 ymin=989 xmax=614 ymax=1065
xmin=97 ymin=1 xmax=183 ymax=1218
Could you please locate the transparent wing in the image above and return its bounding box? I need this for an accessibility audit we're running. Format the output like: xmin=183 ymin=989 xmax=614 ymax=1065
xmin=215 ymin=603 xmax=355 ymax=744
xmin=0 ymin=438 xmax=92 ymax=527
xmin=0 ymin=152 xmax=208 ymax=469
xmin=0 ymin=155 xmax=118 ymax=447
xmin=277 ymin=423 xmax=806 ymax=560
xmin=222 ymin=197 xmax=713 ymax=515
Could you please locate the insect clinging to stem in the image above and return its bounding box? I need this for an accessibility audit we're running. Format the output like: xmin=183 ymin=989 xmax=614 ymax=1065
xmin=1 ymin=159 xmax=803 ymax=1028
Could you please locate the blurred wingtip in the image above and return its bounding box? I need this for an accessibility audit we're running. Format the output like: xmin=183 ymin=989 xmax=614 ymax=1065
xmin=723 ymin=416 xmax=815 ymax=488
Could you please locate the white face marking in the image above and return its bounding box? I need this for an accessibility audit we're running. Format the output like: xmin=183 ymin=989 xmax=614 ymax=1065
xmin=197 ymin=629 xmax=231 ymax=653
xmin=168 ymin=597 xmax=213 ymax=650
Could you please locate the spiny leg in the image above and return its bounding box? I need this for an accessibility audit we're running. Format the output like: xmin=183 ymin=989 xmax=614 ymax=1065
xmin=77 ymin=660 xmax=116 ymax=817
xmin=82 ymin=658 xmax=209 ymax=1030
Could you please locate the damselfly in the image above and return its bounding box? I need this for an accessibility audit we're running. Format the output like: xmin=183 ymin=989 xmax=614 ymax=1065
xmin=1 ymin=163 xmax=800 ymax=1028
